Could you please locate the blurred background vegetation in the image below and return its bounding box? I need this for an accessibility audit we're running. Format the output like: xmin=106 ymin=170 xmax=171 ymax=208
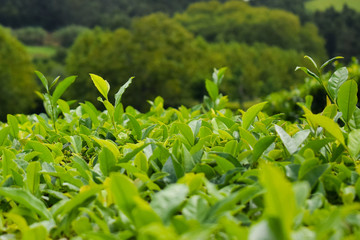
xmin=0 ymin=0 xmax=359 ymax=119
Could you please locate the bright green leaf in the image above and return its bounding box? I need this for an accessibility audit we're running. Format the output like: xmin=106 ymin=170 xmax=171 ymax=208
xmin=90 ymin=74 xmax=110 ymax=100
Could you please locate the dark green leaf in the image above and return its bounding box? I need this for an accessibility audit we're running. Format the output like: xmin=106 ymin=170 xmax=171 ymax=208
xmin=52 ymin=76 xmax=76 ymax=105
xmin=337 ymin=80 xmax=357 ymax=123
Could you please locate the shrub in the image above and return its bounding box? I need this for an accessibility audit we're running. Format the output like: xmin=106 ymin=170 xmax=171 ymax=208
xmin=52 ymin=25 xmax=89 ymax=47
xmin=13 ymin=26 xmax=48 ymax=45
xmin=0 ymin=25 xmax=38 ymax=116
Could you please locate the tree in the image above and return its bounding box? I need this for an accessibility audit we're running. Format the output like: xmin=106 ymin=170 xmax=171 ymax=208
xmin=66 ymin=14 xmax=213 ymax=110
xmin=312 ymin=6 xmax=360 ymax=62
xmin=175 ymin=1 xmax=326 ymax=60
xmin=0 ymin=25 xmax=38 ymax=116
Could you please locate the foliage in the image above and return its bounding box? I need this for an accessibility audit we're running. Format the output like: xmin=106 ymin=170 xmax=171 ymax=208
xmin=0 ymin=25 xmax=38 ymax=117
xmin=1 ymin=58 xmax=360 ymax=239
xmin=265 ymin=57 xmax=360 ymax=120
xmin=66 ymin=14 xmax=215 ymax=110
xmin=175 ymin=1 xmax=327 ymax=59
xmin=66 ymin=13 xmax=313 ymax=111
xmin=0 ymin=0 xmax=220 ymax=31
xmin=12 ymin=26 xmax=48 ymax=46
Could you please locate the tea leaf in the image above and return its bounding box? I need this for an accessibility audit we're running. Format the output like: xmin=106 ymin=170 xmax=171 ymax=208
xmin=327 ymin=67 xmax=348 ymax=100
xmin=99 ymin=146 xmax=116 ymax=177
xmin=348 ymin=129 xmax=360 ymax=158
xmin=0 ymin=188 xmax=51 ymax=220
xmin=205 ymin=79 xmax=218 ymax=101
xmin=90 ymin=73 xmax=110 ymax=100
xmin=242 ymin=102 xmax=268 ymax=130
xmin=35 ymin=71 xmax=49 ymax=92
xmin=26 ymin=161 xmax=41 ymax=195
xmin=110 ymin=173 xmax=139 ymax=219
xmin=150 ymin=184 xmax=188 ymax=224
xmin=114 ymin=77 xmax=133 ymax=107
xmin=337 ymin=80 xmax=357 ymax=123
xmin=305 ymin=113 xmax=345 ymax=146
xmin=52 ymin=75 xmax=76 ymax=105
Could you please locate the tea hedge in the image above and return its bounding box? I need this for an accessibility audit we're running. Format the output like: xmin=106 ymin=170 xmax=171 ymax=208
xmin=0 ymin=57 xmax=360 ymax=239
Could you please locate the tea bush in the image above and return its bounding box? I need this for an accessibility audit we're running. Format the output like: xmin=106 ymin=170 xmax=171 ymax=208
xmin=0 ymin=56 xmax=360 ymax=239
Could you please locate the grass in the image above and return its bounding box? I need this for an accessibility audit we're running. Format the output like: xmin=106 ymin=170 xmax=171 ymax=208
xmin=305 ymin=0 xmax=360 ymax=12
xmin=26 ymin=45 xmax=57 ymax=59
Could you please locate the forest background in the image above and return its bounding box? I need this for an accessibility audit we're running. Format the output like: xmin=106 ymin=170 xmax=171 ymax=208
xmin=0 ymin=0 xmax=359 ymax=119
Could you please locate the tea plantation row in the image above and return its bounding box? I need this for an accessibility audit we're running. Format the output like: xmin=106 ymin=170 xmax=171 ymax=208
xmin=0 ymin=57 xmax=360 ymax=239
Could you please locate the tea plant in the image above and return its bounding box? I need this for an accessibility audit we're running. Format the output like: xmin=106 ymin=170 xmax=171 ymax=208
xmin=0 ymin=58 xmax=360 ymax=239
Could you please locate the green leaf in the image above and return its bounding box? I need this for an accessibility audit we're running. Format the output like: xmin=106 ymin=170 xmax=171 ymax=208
xmin=205 ymin=79 xmax=219 ymax=101
xmin=0 ymin=126 xmax=10 ymax=146
xmin=35 ymin=71 xmax=49 ymax=92
xmin=348 ymin=129 xmax=360 ymax=158
xmin=327 ymin=67 xmax=348 ymax=100
xmin=337 ymin=80 xmax=357 ymax=123
xmin=57 ymin=99 xmax=70 ymax=114
xmin=320 ymin=56 xmax=343 ymax=71
xmin=110 ymin=173 xmax=139 ymax=219
xmin=260 ymin=163 xmax=296 ymax=239
xmin=92 ymin=137 xmax=120 ymax=158
xmin=25 ymin=141 xmax=54 ymax=163
xmin=69 ymin=135 xmax=82 ymax=154
xmin=99 ymin=146 xmax=116 ymax=177
xmin=7 ymin=114 xmax=19 ymax=138
xmin=2 ymin=149 xmax=16 ymax=177
xmin=182 ymin=195 xmax=209 ymax=223
xmin=80 ymin=101 xmax=99 ymax=126
xmin=252 ymin=136 xmax=276 ymax=162
xmin=242 ymin=102 xmax=268 ymax=130
xmin=182 ymin=144 xmax=195 ymax=172
xmin=53 ymin=184 xmax=103 ymax=217
xmin=52 ymin=76 xmax=76 ymax=105
xmin=26 ymin=161 xmax=41 ymax=195
xmin=175 ymin=123 xmax=194 ymax=146
xmin=150 ymin=184 xmax=188 ymax=224
xmin=305 ymin=113 xmax=345 ymax=146
xmin=349 ymin=107 xmax=360 ymax=130
xmin=295 ymin=66 xmax=320 ymax=83
xmin=119 ymin=143 xmax=149 ymax=163
xmin=126 ymin=114 xmax=142 ymax=141
xmin=0 ymin=187 xmax=51 ymax=220
xmin=50 ymin=76 xmax=61 ymax=89
xmin=115 ymin=77 xmax=133 ymax=107
xmin=213 ymin=67 xmax=227 ymax=86
xmin=275 ymin=125 xmax=310 ymax=155
xmin=239 ymin=127 xmax=257 ymax=147
xmin=299 ymin=163 xmax=329 ymax=188
xmin=304 ymin=55 xmax=318 ymax=70
xmin=90 ymin=74 xmax=110 ymax=100
xmin=103 ymin=100 xmax=115 ymax=118
xmin=210 ymin=152 xmax=241 ymax=168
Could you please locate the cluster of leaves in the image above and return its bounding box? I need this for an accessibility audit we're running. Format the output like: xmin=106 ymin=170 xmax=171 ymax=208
xmin=1 ymin=57 xmax=360 ymax=239
xmin=265 ymin=57 xmax=360 ymax=120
